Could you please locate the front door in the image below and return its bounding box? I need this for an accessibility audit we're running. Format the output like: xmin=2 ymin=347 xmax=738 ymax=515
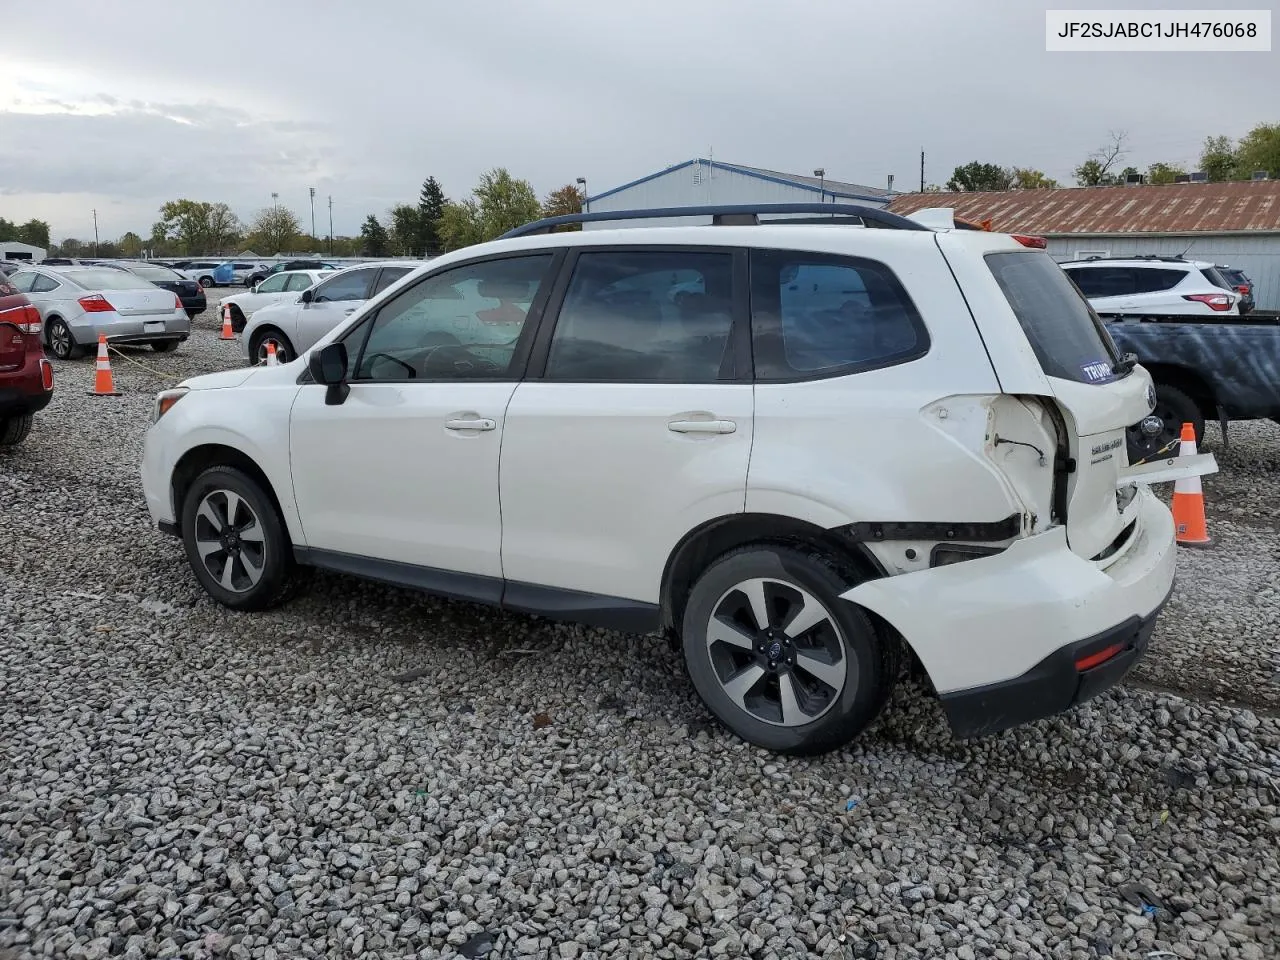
xmin=500 ymin=247 xmax=753 ymax=607
xmin=288 ymin=253 xmax=560 ymax=593
xmin=294 ymin=266 xmax=380 ymax=354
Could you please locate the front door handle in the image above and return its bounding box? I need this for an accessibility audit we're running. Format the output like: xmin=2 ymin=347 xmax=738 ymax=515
xmin=668 ymin=419 xmax=737 ymax=435
xmin=445 ymin=418 xmax=497 ymax=432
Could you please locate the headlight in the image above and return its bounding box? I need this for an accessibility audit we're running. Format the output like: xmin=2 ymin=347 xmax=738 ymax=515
xmin=152 ymin=387 xmax=189 ymax=422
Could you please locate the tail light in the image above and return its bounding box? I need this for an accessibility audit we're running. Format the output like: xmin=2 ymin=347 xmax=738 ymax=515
xmin=1182 ymin=293 xmax=1233 ymax=311
xmin=1236 ymin=284 xmax=1249 ymax=295
xmin=0 ymin=303 xmax=42 ymax=334
xmin=1012 ymin=234 xmax=1048 ymax=249
xmin=78 ymin=294 xmax=116 ymax=313
xmin=39 ymin=357 xmax=53 ymax=391
xmin=174 ymin=294 xmax=183 ymax=309
xmin=1075 ymin=641 xmax=1124 ymax=672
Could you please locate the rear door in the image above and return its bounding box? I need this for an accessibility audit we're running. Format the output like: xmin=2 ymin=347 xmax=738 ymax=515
xmin=499 ymin=246 xmax=753 ymax=607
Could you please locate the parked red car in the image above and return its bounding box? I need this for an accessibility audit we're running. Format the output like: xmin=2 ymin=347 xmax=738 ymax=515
xmin=0 ymin=278 xmax=53 ymax=447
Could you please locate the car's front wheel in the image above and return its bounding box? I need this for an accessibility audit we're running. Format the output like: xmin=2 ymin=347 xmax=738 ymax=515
xmin=0 ymin=414 xmax=34 ymax=447
xmin=681 ymin=544 xmax=897 ymax=755
xmin=249 ymin=329 xmax=295 ymax=365
xmin=180 ymin=465 xmax=298 ymax=611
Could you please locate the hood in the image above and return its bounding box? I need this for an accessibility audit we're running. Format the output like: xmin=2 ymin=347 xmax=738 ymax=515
xmin=180 ymin=367 xmax=261 ymax=391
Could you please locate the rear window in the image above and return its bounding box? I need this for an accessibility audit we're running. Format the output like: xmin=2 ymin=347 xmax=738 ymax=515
xmin=987 ymin=251 xmax=1122 ymax=385
xmin=1200 ymin=267 xmax=1232 ymax=290
xmin=129 ymin=264 xmax=182 ymax=281
xmin=61 ymin=269 xmax=153 ymax=291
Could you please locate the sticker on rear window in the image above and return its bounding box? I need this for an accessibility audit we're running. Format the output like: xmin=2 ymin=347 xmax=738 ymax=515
xmin=1080 ymin=360 xmax=1114 ymax=383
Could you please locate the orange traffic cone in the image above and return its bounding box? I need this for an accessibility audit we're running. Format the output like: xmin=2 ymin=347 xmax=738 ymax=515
xmin=87 ymin=335 xmax=121 ymax=397
xmin=220 ymin=304 xmax=235 ymax=340
xmin=265 ymin=341 xmax=279 ymax=366
xmin=1171 ymin=422 xmax=1211 ymax=547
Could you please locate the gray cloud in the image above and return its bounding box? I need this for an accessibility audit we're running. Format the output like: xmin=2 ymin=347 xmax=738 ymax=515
xmin=0 ymin=0 xmax=1276 ymax=241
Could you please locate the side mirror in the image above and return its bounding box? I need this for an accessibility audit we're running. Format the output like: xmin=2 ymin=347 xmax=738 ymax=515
xmin=308 ymin=342 xmax=350 ymax=405
xmin=300 ymin=288 xmax=314 ymax=304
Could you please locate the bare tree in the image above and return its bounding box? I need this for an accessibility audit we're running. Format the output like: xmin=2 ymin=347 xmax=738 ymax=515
xmin=1074 ymin=131 xmax=1129 ymax=186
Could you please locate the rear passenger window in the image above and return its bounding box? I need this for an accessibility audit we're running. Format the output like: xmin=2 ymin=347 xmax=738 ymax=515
xmin=749 ymin=250 xmax=926 ymax=380
xmin=544 ymin=250 xmax=735 ymax=382
xmin=1130 ymin=268 xmax=1187 ymax=294
xmin=1065 ymin=267 xmax=1133 ymax=298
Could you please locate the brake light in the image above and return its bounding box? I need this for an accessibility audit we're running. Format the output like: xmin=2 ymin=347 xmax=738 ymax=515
xmin=39 ymin=358 xmax=53 ymax=391
xmin=1236 ymin=284 xmax=1249 ymax=295
xmin=78 ymin=294 xmax=116 ymax=313
xmin=0 ymin=303 xmax=42 ymax=334
xmin=174 ymin=294 xmax=183 ymax=310
xmin=1012 ymin=234 xmax=1048 ymax=249
xmin=1075 ymin=642 xmax=1125 ymax=672
xmin=1182 ymin=293 xmax=1233 ymax=311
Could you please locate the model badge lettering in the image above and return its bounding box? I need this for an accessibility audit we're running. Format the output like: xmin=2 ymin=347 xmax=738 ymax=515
xmin=1091 ymin=438 xmax=1123 ymax=458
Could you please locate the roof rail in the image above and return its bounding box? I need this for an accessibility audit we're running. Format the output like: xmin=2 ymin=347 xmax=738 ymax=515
xmin=499 ymin=203 xmax=931 ymax=239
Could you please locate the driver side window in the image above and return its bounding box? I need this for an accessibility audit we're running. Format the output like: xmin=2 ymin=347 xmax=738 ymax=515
xmin=257 ymin=274 xmax=289 ymax=293
xmin=313 ymin=268 xmax=376 ymax=303
xmin=352 ymin=255 xmax=554 ymax=381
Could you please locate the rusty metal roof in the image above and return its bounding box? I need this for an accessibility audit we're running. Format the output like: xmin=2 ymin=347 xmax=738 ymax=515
xmin=886 ymin=180 xmax=1280 ymax=235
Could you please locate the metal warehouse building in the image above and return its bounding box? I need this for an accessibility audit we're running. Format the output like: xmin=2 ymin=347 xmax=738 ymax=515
xmin=585 ymin=158 xmax=892 ymax=228
xmin=0 ymin=240 xmax=47 ymax=262
xmin=888 ymin=180 xmax=1280 ymax=310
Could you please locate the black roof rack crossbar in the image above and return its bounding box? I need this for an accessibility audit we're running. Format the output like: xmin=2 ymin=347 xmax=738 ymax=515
xmin=499 ymin=203 xmax=930 ymax=239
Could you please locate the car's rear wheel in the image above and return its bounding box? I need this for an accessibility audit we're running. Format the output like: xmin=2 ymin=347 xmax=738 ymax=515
xmin=152 ymin=340 xmax=180 ymax=353
xmin=0 ymin=414 xmax=34 ymax=447
xmin=1126 ymin=383 xmax=1203 ymax=464
xmin=199 ymin=275 xmax=215 ymax=288
xmin=46 ymin=318 xmax=77 ymax=360
xmin=180 ymin=465 xmax=297 ymax=611
xmin=249 ymin=329 xmax=294 ymax=365
xmin=680 ymin=544 xmax=897 ymax=755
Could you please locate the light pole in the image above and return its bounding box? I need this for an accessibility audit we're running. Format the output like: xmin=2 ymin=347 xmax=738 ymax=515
xmin=813 ymin=168 xmax=825 ymax=204
xmin=328 ymin=195 xmax=334 ymax=256
xmin=576 ymin=177 xmax=588 ymax=214
xmin=309 ymin=187 xmax=316 ymax=245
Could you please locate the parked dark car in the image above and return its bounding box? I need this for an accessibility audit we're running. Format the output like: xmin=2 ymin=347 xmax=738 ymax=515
xmin=0 ymin=278 xmax=54 ymax=447
xmin=1215 ymin=266 xmax=1255 ymax=315
xmin=245 ymin=259 xmax=341 ymax=287
xmin=102 ymin=261 xmax=207 ymax=318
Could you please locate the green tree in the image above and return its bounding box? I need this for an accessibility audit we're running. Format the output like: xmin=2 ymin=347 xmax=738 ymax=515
xmin=388 ymin=203 xmax=422 ymax=256
xmin=417 ymin=176 xmax=447 ymax=254
xmin=207 ymin=202 xmax=242 ymax=252
xmin=1147 ymin=162 xmax=1187 ymax=185
xmin=1235 ymin=123 xmax=1280 ymax=179
xmin=17 ymin=219 xmax=50 ymax=248
xmin=58 ymin=238 xmax=84 ymax=256
xmin=1200 ymin=135 xmax=1239 ymax=181
xmin=541 ymin=184 xmax=585 ymax=229
xmin=1074 ymin=131 xmax=1129 ymax=186
xmin=437 ymin=168 xmax=541 ymax=251
xmin=155 ymin=199 xmax=215 ymax=254
xmin=119 ymin=231 xmax=144 ymax=257
xmin=0 ymin=217 xmax=17 ymax=242
xmin=1011 ymin=168 xmax=1058 ymax=189
xmin=945 ymin=162 xmax=1014 ymax=192
xmin=360 ymin=215 xmax=389 ymax=256
xmin=248 ymin=205 xmax=301 ymax=254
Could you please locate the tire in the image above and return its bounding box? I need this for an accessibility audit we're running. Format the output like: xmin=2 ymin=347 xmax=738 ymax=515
xmin=45 ymin=317 xmax=77 ymax=360
xmin=199 ymin=275 xmax=215 ymax=288
xmin=152 ymin=340 xmax=180 ymax=353
xmin=1126 ymin=383 xmax=1204 ymax=464
xmin=180 ymin=465 xmax=297 ymax=611
xmin=680 ymin=544 xmax=897 ymax=755
xmin=0 ymin=414 xmax=33 ymax=447
xmin=249 ymin=328 xmax=295 ymax=365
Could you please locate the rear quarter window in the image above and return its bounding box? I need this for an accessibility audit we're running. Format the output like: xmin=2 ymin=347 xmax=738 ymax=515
xmin=987 ymin=251 xmax=1122 ymax=385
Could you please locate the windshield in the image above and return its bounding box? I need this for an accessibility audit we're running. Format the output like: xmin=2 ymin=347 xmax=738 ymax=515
xmin=986 ymin=251 xmax=1123 ymax=385
xmin=61 ymin=269 xmax=154 ymax=291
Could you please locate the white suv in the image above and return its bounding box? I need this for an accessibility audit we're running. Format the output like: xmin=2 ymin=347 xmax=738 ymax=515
xmin=1059 ymin=257 xmax=1239 ymax=316
xmin=140 ymin=204 xmax=1215 ymax=754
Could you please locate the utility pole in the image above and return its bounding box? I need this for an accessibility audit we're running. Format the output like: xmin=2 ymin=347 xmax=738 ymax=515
xmin=271 ymin=192 xmax=279 ymax=210
xmin=92 ymin=209 xmax=99 ymax=256
xmin=328 ymin=195 xmax=333 ymax=255
xmin=920 ymin=150 xmax=925 ymax=192
xmin=309 ymin=187 xmax=316 ymax=244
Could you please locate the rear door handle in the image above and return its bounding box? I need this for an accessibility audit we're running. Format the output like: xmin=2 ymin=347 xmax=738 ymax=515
xmin=445 ymin=418 xmax=497 ymax=432
xmin=668 ymin=419 xmax=737 ymax=435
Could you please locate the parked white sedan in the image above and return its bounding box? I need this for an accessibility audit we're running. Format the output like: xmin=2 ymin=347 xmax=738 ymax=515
xmin=241 ymin=261 xmax=417 ymax=364
xmin=7 ymin=265 xmax=190 ymax=359
xmin=218 ymin=270 xmax=332 ymax=333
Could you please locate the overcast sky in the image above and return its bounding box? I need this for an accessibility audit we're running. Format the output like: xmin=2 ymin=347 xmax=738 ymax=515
xmin=1 ymin=0 xmax=1276 ymax=244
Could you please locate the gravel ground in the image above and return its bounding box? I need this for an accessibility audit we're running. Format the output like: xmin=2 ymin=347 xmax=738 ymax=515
xmin=2 ymin=305 xmax=1278 ymax=960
